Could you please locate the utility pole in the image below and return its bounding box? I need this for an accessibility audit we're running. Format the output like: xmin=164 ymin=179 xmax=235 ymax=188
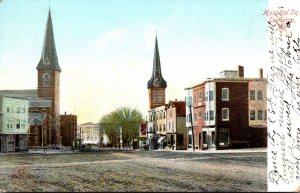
xmin=189 ymin=105 xmax=195 ymax=151
xmin=41 ymin=111 xmax=44 ymax=153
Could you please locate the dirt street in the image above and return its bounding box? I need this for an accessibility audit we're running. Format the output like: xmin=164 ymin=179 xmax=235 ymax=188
xmin=0 ymin=149 xmax=267 ymax=192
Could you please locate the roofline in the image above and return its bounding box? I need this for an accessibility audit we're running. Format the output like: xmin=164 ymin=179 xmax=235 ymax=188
xmin=189 ymin=77 xmax=267 ymax=89
xmin=0 ymin=95 xmax=30 ymax=100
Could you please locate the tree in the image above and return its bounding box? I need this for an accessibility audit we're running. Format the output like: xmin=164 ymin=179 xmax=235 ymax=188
xmin=99 ymin=107 xmax=143 ymax=148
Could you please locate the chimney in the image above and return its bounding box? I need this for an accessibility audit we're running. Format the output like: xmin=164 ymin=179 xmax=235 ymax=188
xmin=65 ymin=111 xmax=66 ymax=115
xmin=175 ymin=99 xmax=177 ymax=102
xmin=259 ymin=68 xmax=263 ymax=78
xmin=238 ymin=65 xmax=244 ymax=78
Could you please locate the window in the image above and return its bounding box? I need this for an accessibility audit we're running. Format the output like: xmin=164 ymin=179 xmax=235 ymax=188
xmin=250 ymin=90 xmax=255 ymax=100
xmin=6 ymin=103 xmax=12 ymax=113
xmin=209 ymin=91 xmax=214 ymax=101
xmin=257 ymin=90 xmax=263 ymax=100
xmin=222 ymin=108 xmax=229 ymax=121
xmin=21 ymin=106 xmax=26 ymax=113
xmin=198 ymin=111 xmax=202 ymax=118
xmin=250 ymin=110 xmax=256 ymax=120
xmin=194 ymin=113 xmax=197 ymax=121
xmin=194 ymin=94 xmax=197 ymax=104
xmin=209 ymin=110 xmax=214 ymax=121
xmin=21 ymin=120 xmax=26 ymax=129
xmin=222 ymin=88 xmax=229 ymax=101
xmin=258 ymin=110 xmax=263 ymax=120
xmin=172 ymin=121 xmax=174 ymax=130
xmin=205 ymin=91 xmax=208 ymax=101
xmin=16 ymin=105 xmax=20 ymax=113
xmin=44 ymin=73 xmax=50 ymax=87
xmin=16 ymin=121 xmax=20 ymax=129
xmin=198 ymin=92 xmax=202 ymax=102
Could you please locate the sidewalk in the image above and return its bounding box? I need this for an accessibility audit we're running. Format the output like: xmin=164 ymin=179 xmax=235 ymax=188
xmin=156 ymin=147 xmax=267 ymax=153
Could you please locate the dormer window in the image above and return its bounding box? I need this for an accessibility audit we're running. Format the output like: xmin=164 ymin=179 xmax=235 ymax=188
xmin=43 ymin=73 xmax=50 ymax=87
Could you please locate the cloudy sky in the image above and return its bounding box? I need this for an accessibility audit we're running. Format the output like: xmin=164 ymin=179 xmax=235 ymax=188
xmin=0 ymin=0 xmax=268 ymax=124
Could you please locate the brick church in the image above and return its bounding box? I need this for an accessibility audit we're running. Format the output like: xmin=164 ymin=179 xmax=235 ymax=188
xmin=0 ymin=9 xmax=77 ymax=149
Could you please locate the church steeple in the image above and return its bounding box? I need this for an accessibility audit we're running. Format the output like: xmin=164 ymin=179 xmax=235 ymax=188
xmin=36 ymin=9 xmax=61 ymax=72
xmin=147 ymin=35 xmax=167 ymax=89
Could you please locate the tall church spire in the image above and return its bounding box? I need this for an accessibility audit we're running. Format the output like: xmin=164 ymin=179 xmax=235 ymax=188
xmin=36 ymin=9 xmax=61 ymax=72
xmin=147 ymin=35 xmax=167 ymax=88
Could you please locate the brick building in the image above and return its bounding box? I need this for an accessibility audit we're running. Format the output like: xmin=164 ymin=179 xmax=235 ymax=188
xmin=187 ymin=65 xmax=267 ymax=150
xmin=36 ymin=9 xmax=62 ymax=147
xmin=60 ymin=113 xmax=77 ymax=147
xmin=28 ymin=99 xmax=51 ymax=148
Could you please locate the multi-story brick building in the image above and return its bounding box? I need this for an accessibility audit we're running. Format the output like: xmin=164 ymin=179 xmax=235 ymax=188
xmin=60 ymin=113 xmax=77 ymax=147
xmin=187 ymin=65 xmax=267 ymax=150
xmin=0 ymin=95 xmax=29 ymax=152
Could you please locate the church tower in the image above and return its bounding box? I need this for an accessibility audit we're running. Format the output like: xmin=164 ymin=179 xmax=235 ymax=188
xmin=147 ymin=35 xmax=167 ymax=109
xmin=36 ymin=9 xmax=62 ymax=146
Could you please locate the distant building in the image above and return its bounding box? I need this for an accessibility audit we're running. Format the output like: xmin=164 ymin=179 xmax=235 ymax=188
xmin=146 ymin=35 xmax=167 ymax=149
xmin=187 ymin=65 xmax=267 ymax=150
xmin=78 ymin=122 xmax=108 ymax=146
xmin=148 ymin=104 xmax=167 ymax=149
xmin=0 ymin=95 xmax=29 ymax=152
xmin=60 ymin=113 xmax=77 ymax=147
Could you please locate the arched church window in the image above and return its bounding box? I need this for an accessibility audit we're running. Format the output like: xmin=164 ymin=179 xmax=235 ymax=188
xmin=44 ymin=73 xmax=50 ymax=87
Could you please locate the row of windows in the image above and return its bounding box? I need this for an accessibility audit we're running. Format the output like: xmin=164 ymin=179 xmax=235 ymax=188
xmin=158 ymin=124 xmax=166 ymax=132
xmin=250 ymin=110 xmax=267 ymax=121
xmin=6 ymin=104 xmax=27 ymax=114
xmin=250 ymin=90 xmax=263 ymax=100
xmin=192 ymin=88 xmax=263 ymax=104
xmin=6 ymin=120 xmax=26 ymax=129
xmin=193 ymin=91 xmax=214 ymax=104
xmin=149 ymin=109 xmax=175 ymax=122
xmin=188 ymin=108 xmax=267 ymax=123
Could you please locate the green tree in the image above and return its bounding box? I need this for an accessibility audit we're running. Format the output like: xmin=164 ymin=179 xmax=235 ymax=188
xmin=99 ymin=107 xmax=143 ymax=148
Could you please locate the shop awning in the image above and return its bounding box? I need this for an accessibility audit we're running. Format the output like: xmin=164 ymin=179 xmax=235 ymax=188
xmin=157 ymin=136 xmax=166 ymax=144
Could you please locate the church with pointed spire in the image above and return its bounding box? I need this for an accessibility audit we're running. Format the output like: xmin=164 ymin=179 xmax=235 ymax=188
xmin=36 ymin=9 xmax=62 ymax=146
xmin=147 ymin=35 xmax=167 ymax=110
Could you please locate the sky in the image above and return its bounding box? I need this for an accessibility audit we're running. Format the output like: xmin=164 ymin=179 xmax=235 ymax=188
xmin=0 ymin=0 xmax=268 ymax=124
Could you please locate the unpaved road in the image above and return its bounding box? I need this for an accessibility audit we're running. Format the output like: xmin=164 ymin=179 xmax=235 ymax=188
xmin=0 ymin=149 xmax=267 ymax=192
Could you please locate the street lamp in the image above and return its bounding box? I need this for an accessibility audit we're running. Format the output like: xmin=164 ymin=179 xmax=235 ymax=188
xmin=188 ymin=105 xmax=195 ymax=152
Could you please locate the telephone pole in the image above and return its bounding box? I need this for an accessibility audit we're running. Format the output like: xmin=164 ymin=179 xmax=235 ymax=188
xmin=188 ymin=105 xmax=195 ymax=151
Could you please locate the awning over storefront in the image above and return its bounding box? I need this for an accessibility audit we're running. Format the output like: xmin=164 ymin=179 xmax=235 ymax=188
xmin=157 ymin=136 xmax=166 ymax=144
